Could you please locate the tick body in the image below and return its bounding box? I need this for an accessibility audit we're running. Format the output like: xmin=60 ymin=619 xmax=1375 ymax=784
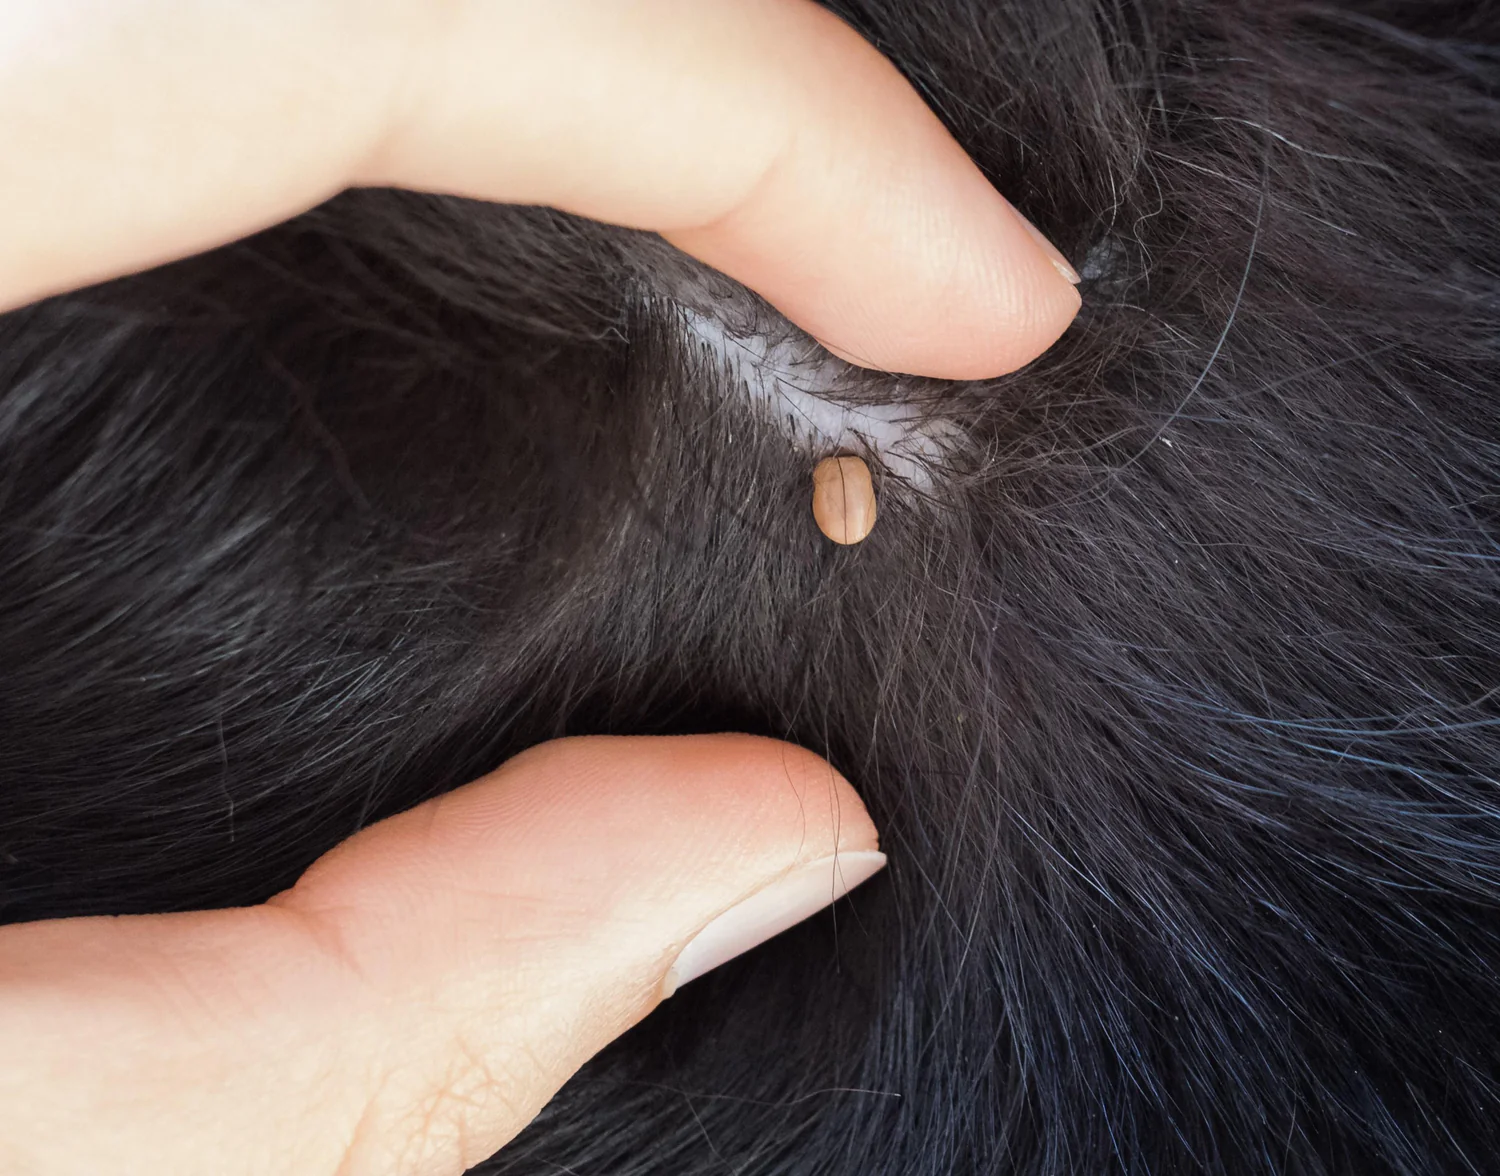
xmin=812 ymin=455 xmax=877 ymax=545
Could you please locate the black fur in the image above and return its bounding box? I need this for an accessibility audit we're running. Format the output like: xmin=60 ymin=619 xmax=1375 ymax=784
xmin=3 ymin=1 xmax=1499 ymax=1172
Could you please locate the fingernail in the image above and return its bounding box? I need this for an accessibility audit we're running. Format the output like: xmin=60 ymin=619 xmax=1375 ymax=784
xmin=661 ymin=850 xmax=887 ymax=997
xmin=1005 ymin=200 xmax=1081 ymax=285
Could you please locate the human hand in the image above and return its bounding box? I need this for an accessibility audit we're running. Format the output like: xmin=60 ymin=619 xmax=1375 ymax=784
xmin=0 ymin=737 xmax=884 ymax=1174
xmin=0 ymin=3 xmax=1082 ymax=1172
xmin=0 ymin=0 xmax=1079 ymax=379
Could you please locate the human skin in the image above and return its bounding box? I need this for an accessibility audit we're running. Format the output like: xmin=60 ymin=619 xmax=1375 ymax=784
xmin=0 ymin=2 xmax=1078 ymax=1172
xmin=0 ymin=0 xmax=1079 ymax=376
xmin=1 ymin=737 xmax=883 ymax=1174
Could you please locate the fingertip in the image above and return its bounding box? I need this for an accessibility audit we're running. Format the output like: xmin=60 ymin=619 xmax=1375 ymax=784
xmin=659 ymin=2 xmax=1083 ymax=381
xmin=791 ymin=160 xmax=1086 ymax=379
xmin=814 ymin=253 xmax=1083 ymax=381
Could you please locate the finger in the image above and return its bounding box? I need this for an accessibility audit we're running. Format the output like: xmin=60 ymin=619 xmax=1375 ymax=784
xmin=0 ymin=735 xmax=883 ymax=1176
xmin=363 ymin=0 xmax=1082 ymax=378
xmin=0 ymin=0 xmax=1078 ymax=378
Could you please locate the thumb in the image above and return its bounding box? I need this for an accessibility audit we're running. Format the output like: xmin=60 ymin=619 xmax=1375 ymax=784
xmin=0 ymin=735 xmax=884 ymax=1176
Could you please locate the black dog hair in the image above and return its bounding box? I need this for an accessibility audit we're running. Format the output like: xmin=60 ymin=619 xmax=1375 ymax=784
xmin=3 ymin=1 xmax=1499 ymax=1172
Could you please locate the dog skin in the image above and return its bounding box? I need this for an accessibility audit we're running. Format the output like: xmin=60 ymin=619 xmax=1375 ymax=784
xmin=1 ymin=1 xmax=1498 ymax=1172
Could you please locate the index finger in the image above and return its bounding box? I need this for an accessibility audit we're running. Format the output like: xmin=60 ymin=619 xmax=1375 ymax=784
xmin=0 ymin=0 xmax=1079 ymax=378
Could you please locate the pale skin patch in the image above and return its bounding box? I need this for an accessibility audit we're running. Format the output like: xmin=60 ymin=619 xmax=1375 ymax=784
xmin=681 ymin=307 xmax=962 ymax=488
xmin=812 ymin=455 xmax=877 ymax=544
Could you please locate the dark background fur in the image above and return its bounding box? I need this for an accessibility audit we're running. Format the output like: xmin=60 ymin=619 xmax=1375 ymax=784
xmin=2 ymin=0 xmax=1499 ymax=1171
